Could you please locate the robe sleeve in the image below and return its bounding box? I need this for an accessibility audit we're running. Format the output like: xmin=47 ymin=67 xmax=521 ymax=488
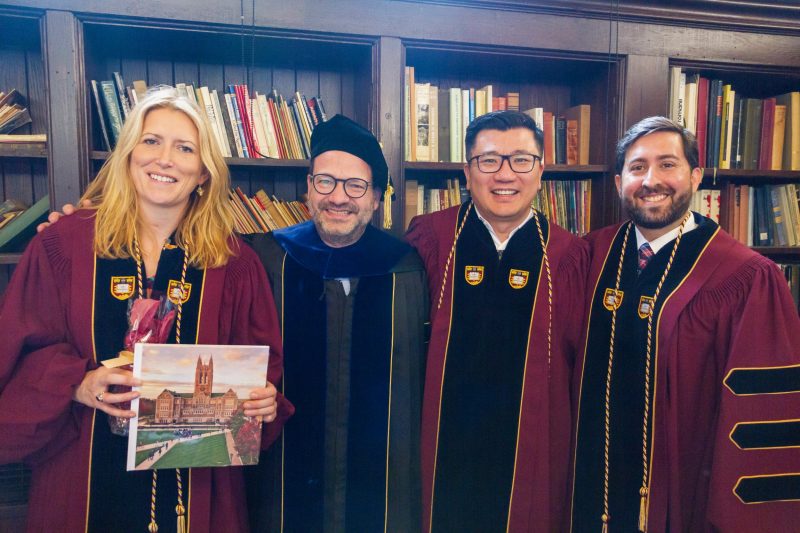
xmin=217 ymin=242 xmax=294 ymax=450
xmin=406 ymin=214 xmax=441 ymax=310
xmin=0 ymin=230 xmax=90 ymax=465
xmin=706 ymin=256 xmax=800 ymax=530
xmin=550 ymin=235 xmax=591 ymax=525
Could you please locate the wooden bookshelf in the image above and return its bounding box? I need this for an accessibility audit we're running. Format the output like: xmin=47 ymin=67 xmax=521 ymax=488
xmin=753 ymin=247 xmax=800 ymax=262
xmin=671 ymin=60 xmax=800 ymax=254
xmin=1 ymin=0 xmax=800 ymax=529
xmin=0 ymin=8 xmax=49 ymax=321
xmin=703 ymin=168 xmax=800 ymax=182
xmin=0 ymin=11 xmax=49 ymax=206
xmin=402 ymin=43 xmax=621 ymax=230
xmin=83 ymin=21 xmax=373 ymax=201
xmin=0 ymin=143 xmax=47 ymax=158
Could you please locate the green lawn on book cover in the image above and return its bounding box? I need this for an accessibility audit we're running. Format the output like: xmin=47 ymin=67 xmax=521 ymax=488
xmin=150 ymin=433 xmax=231 ymax=468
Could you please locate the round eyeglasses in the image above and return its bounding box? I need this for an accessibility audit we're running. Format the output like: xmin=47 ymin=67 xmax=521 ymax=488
xmin=468 ymin=153 xmax=542 ymax=174
xmin=310 ymin=174 xmax=372 ymax=199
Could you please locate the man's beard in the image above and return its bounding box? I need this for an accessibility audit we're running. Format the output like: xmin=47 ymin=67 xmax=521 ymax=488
xmin=622 ymin=185 xmax=693 ymax=230
xmin=311 ymin=198 xmax=370 ymax=248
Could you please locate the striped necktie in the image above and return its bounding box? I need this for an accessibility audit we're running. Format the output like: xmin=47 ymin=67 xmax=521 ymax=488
xmin=638 ymin=242 xmax=654 ymax=273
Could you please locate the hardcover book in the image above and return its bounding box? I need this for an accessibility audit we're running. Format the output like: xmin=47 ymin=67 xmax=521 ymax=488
xmin=127 ymin=343 xmax=270 ymax=470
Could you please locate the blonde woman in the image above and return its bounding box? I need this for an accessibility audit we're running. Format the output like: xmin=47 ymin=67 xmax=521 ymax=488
xmin=0 ymin=88 xmax=288 ymax=532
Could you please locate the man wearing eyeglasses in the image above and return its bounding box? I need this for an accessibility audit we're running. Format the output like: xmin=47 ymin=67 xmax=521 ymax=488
xmin=247 ymin=114 xmax=427 ymax=532
xmin=407 ymin=110 xmax=588 ymax=532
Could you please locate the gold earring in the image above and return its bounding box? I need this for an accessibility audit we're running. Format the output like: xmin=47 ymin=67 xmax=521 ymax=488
xmin=196 ymin=185 xmax=204 ymax=196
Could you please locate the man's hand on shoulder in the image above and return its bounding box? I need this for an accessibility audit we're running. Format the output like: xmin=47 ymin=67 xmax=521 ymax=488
xmin=36 ymin=201 xmax=86 ymax=232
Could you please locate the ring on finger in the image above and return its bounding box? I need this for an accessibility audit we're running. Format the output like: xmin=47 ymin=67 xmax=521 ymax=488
xmin=96 ymin=391 xmax=105 ymax=403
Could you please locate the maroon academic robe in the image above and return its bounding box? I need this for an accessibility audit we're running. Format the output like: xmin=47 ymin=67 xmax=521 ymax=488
xmin=407 ymin=204 xmax=588 ymax=532
xmin=0 ymin=211 xmax=289 ymax=532
xmin=570 ymin=216 xmax=800 ymax=532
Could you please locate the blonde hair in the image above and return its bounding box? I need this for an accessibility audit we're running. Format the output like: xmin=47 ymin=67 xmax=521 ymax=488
xmin=81 ymin=87 xmax=236 ymax=269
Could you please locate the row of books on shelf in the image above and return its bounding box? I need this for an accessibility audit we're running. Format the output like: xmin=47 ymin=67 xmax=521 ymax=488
xmin=532 ymin=179 xmax=592 ymax=236
xmin=668 ymin=67 xmax=799 ymax=170
xmin=403 ymin=179 xmax=469 ymax=227
xmin=91 ymin=73 xmax=328 ymax=159
xmin=777 ymin=263 xmax=800 ymax=310
xmin=720 ymin=183 xmax=800 ymax=247
xmin=229 ymin=188 xmax=310 ymax=234
xmin=0 ymin=89 xmax=32 ymax=135
xmin=403 ymin=178 xmax=591 ymax=236
xmin=403 ymin=67 xmax=591 ymax=165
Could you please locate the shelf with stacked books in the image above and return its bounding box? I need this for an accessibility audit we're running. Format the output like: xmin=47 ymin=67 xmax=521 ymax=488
xmin=83 ymin=20 xmax=374 ymax=202
xmin=670 ymin=60 xmax=800 ymax=260
xmin=0 ymin=10 xmax=49 ymax=289
xmin=401 ymin=42 xmax=621 ymax=232
xmin=667 ymin=60 xmax=800 ymax=174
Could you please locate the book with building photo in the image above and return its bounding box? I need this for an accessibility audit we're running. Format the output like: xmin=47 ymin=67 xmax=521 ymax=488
xmin=127 ymin=343 xmax=270 ymax=470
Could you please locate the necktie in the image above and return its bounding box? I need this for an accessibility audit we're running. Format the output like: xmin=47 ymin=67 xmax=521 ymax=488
xmin=638 ymin=242 xmax=654 ymax=273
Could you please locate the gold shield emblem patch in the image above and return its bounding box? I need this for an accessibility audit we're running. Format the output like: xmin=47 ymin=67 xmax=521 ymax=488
xmin=638 ymin=295 xmax=655 ymax=319
xmin=508 ymin=269 xmax=529 ymax=289
xmin=167 ymin=280 xmax=192 ymax=304
xmin=110 ymin=276 xmax=135 ymax=300
xmin=465 ymin=265 xmax=485 ymax=286
xmin=603 ymin=288 xmax=624 ymax=311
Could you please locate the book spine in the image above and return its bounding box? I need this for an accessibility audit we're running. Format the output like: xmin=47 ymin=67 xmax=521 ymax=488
xmin=242 ymin=85 xmax=262 ymax=157
xmin=233 ymin=85 xmax=256 ymax=157
xmin=210 ymin=90 xmax=232 ymax=158
xmin=224 ymin=93 xmax=245 ymax=158
xmin=112 ymin=72 xmax=130 ymax=119
xmin=770 ymin=186 xmax=788 ymax=246
xmin=91 ymin=80 xmax=112 ymax=151
xmin=708 ymin=80 xmax=723 ymax=168
xmin=758 ymin=98 xmax=775 ymax=171
xmin=100 ymin=80 xmax=124 ymax=147
xmin=696 ymin=77 xmax=709 ymax=168
xmin=228 ymin=86 xmax=250 ymax=158
xmin=268 ymin=94 xmax=288 ymax=159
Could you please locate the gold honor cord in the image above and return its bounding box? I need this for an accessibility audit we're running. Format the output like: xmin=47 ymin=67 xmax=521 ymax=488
xmin=437 ymin=205 xmax=553 ymax=373
xmin=134 ymin=237 xmax=189 ymax=533
xmin=532 ymin=212 xmax=553 ymax=375
xmin=601 ymin=213 xmax=690 ymax=533
xmin=436 ymin=202 xmax=473 ymax=311
xmin=434 ymin=204 xmax=554 ymax=530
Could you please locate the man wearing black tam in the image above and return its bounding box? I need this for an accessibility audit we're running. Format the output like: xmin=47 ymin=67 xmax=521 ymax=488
xmin=246 ymin=114 xmax=427 ymax=532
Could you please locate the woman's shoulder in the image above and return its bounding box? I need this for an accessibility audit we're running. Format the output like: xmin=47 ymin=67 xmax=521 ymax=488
xmin=42 ymin=209 xmax=96 ymax=240
xmin=219 ymin=234 xmax=268 ymax=277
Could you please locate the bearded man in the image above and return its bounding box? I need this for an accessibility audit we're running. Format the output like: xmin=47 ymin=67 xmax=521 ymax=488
xmin=569 ymin=116 xmax=800 ymax=532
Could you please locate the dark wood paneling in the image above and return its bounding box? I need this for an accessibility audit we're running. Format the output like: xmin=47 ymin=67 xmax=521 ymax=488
xmin=378 ymin=37 xmax=403 ymax=232
xmin=43 ymin=10 xmax=88 ymax=209
xmin=6 ymin=1 xmax=800 ymax=68
xmin=622 ymin=54 xmax=669 ymax=127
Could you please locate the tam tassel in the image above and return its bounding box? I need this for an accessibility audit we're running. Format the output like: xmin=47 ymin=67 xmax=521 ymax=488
xmin=382 ymin=179 xmax=394 ymax=229
xmin=601 ymin=512 xmax=609 ymax=533
xmin=176 ymin=504 xmax=186 ymax=533
xmin=638 ymin=487 xmax=649 ymax=532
